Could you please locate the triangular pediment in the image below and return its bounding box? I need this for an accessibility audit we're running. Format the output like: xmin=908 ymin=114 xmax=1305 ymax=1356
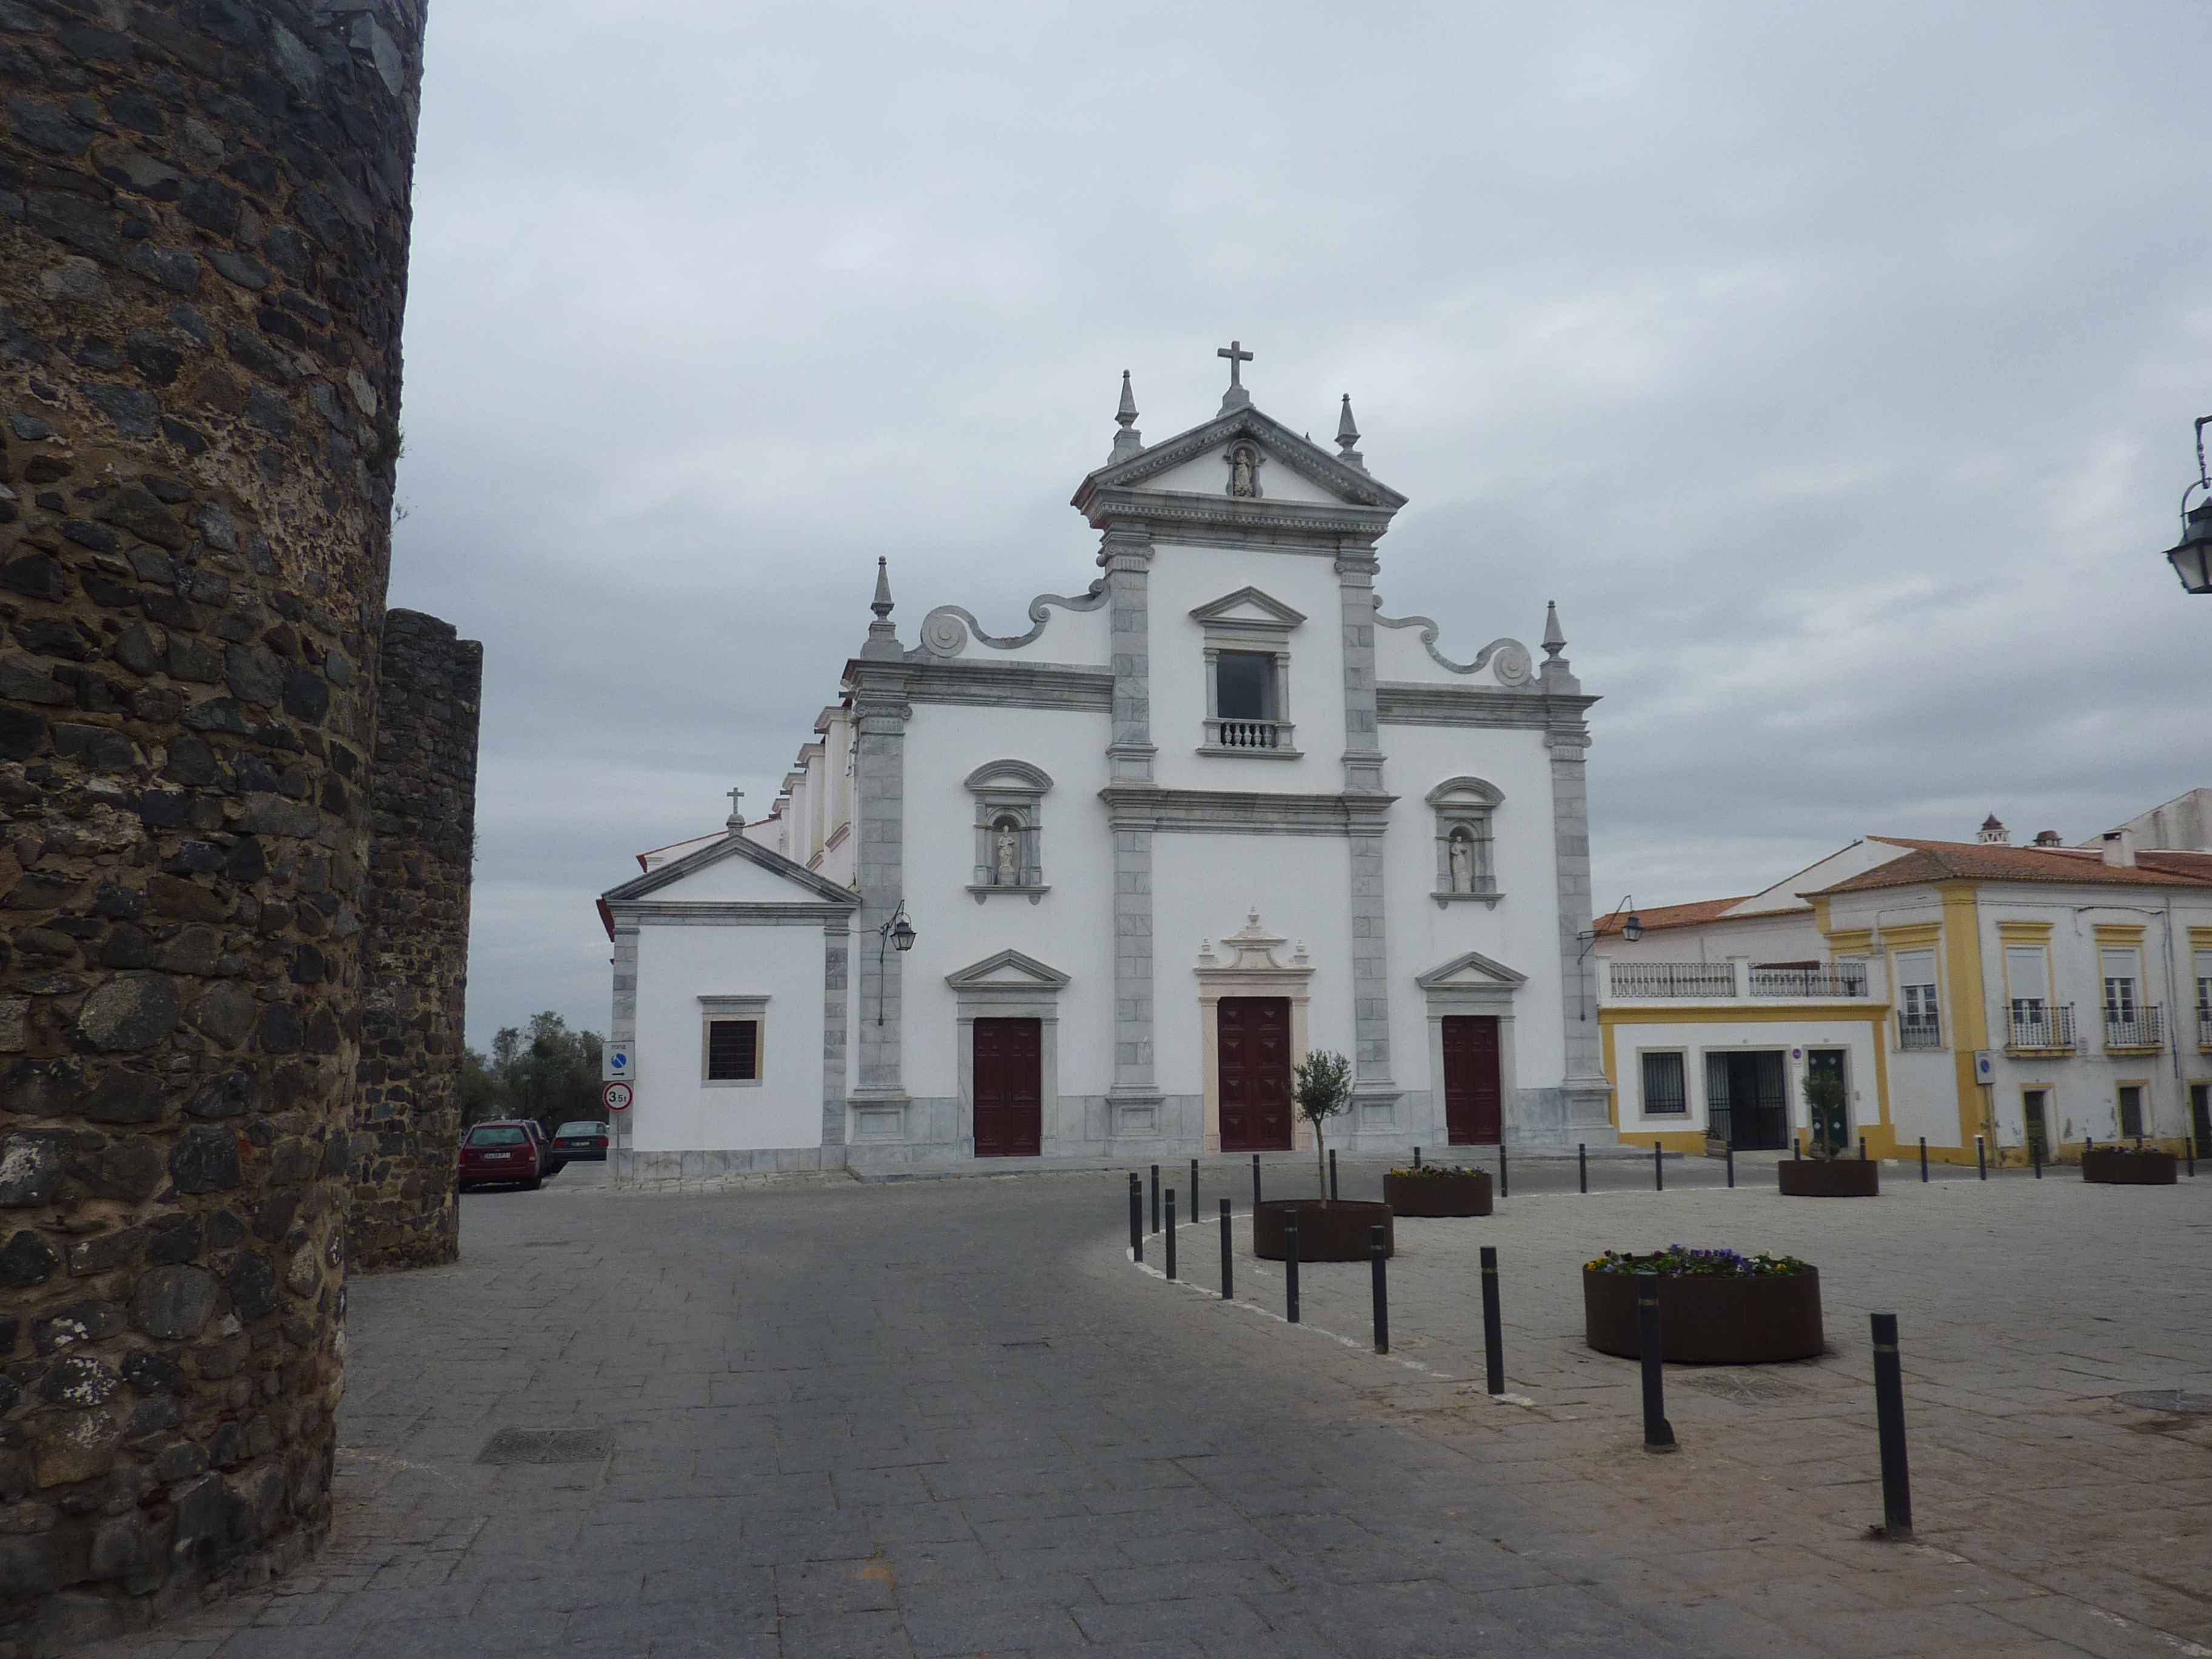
xmin=1074 ymin=405 xmax=1406 ymax=515
xmin=602 ymin=831 xmax=857 ymax=907
xmin=945 ymin=948 xmax=1071 ymax=990
xmin=1415 ymin=949 xmax=1528 ymax=990
xmin=1189 ymin=586 xmax=1307 ymax=629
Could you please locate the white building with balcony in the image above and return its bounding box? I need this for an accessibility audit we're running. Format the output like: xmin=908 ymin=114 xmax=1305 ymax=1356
xmin=1596 ymin=808 xmax=2212 ymax=1164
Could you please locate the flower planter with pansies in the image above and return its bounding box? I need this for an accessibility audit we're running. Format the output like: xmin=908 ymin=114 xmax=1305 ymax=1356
xmin=2080 ymin=1147 xmax=2178 ymax=1185
xmin=1583 ymin=1247 xmax=1825 ymax=1364
xmin=1382 ymin=1165 xmax=1492 ymax=1217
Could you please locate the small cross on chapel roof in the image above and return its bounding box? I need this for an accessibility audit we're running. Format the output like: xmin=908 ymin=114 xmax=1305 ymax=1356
xmin=725 ymin=786 xmax=745 ymax=831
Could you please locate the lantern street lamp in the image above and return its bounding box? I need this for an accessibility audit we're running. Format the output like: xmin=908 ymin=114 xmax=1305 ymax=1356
xmin=876 ymin=901 xmax=916 ymax=1027
xmin=2160 ymin=416 xmax=2212 ymax=596
xmin=1575 ymin=896 xmax=1643 ymax=1021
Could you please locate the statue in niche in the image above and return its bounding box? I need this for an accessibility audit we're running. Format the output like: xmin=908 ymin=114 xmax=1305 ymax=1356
xmin=994 ymin=819 xmax=1021 ymax=885
xmin=1228 ymin=444 xmax=1258 ymax=498
xmin=1448 ymin=830 xmax=1474 ymax=893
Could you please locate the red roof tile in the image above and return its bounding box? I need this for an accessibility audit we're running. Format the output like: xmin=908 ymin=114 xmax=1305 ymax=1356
xmin=1808 ymin=837 xmax=2212 ymax=896
xmin=1593 ymin=896 xmax=1753 ymax=935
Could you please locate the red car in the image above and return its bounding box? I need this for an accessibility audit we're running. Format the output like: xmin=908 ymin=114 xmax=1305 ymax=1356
xmin=457 ymin=1121 xmax=543 ymax=1191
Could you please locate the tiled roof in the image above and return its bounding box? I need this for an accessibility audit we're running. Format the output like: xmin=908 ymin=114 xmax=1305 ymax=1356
xmin=1593 ymin=896 xmax=1752 ymax=935
xmin=1808 ymin=838 xmax=2212 ymax=896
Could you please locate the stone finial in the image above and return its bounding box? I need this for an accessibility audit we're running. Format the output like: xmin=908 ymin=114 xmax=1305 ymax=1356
xmin=1217 ymin=338 xmax=1254 ymax=412
xmin=725 ymin=786 xmax=745 ymax=833
xmin=1542 ymin=600 xmax=1566 ymax=659
xmin=870 ymin=556 xmax=894 ymax=620
xmin=862 ymin=557 xmax=902 ymax=660
xmin=1110 ymin=369 xmax=1144 ymax=463
xmin=1335 ymin=394 xmax=1365 ymax=471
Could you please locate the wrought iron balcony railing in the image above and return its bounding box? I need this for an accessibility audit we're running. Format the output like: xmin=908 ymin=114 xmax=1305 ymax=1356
xmin=2103 ymin=1005 xmax=2163 ymax=1050
xmin=2006 ymin=1005 xmax=2076 ymax=1051
xmin=1898 ymin=1017 xmax=1944 ymax=1051
xmin=1609 ymin=962 xmax=1737 ymax=998
xmin=1748 ymin=965 xmax=1869 ymax=998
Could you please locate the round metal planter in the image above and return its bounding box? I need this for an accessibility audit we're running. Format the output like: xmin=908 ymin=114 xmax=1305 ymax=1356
xmin=2081 ymin=1148 xmax=2178 ymax=1185
xmin=1252 ymin=1199 xmax=1394 ymax=1261
xmin=1382 ymin=1171 xmax=1493 ymax=1217
xmin=1582 ymin=1266 xmax=1825 ymax=1364
xmin=1777 ymin=1159 xmax=1880 ymax=1197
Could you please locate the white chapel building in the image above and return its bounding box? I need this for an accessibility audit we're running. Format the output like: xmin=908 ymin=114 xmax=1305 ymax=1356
xmin=597 ymin=349 xmax=1615 ymax=1177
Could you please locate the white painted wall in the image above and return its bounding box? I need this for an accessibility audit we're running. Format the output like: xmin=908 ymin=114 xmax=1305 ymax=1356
xmin=1603 ymin=910 xmax=1830 ymax=965
xmin=1147 ymin=538 xmax=1348 ymax=794
xmin=1609 ymin=1016 xmax=1883 ymax=1141
xmin=630 ymin=921 xmax=826 ymax=1153
xmin=896 ymin=700 xmax=1114 ymax=1102
xmin=1379 ymin=722 xmax=1564 ymax=1099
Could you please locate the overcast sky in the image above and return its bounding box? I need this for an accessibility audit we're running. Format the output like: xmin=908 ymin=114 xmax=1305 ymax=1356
xmin=383 ymin=1 xmax=2212 ymax=1050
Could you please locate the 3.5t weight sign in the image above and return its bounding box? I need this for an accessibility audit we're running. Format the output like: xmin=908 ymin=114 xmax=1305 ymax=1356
xmin=601 ymin=1081 xmax=634 ymax=1113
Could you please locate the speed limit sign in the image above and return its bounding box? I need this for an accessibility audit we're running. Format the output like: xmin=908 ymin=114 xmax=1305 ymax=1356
xmin=601 ymin=1081 xmax=634 ymax=1113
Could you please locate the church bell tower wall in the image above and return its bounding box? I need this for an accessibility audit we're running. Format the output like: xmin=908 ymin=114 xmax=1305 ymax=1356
xmin=0 ymin=0 xmax=430 ymax=1647
xmin=351 ymin=611 xmax=481 ymax=1274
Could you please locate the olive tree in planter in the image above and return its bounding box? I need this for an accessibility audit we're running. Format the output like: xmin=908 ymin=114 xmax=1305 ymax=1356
xmin=1251 ymin=1048 xmax=1395 ymax=1261
xmin=1779 ymin=1072 xmax=1879 ymax=1196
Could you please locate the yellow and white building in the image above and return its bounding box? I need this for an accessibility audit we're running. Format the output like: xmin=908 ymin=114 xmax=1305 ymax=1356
xmin=1597 ymin=811 xmax=2212 ymax=1165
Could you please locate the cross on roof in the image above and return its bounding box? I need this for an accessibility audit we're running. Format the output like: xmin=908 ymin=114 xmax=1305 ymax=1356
xmin=1216 ymin=338 xmax=1253 ymax=390
xmin=725 ymin=786 xmax=745 ymax=826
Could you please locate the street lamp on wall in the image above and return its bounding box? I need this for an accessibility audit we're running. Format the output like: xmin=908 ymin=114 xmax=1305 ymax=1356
xmin=876 ymin=901 xmax=916 ymax=1027
xmin=1575 ymin=895 xmax=1642 ymax=1022
xmin=2160 ymin=415 xmax=2212 ymax=596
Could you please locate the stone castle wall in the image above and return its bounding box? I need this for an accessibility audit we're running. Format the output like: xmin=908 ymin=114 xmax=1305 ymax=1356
xmin=0 ymin=2 xmax=429 ymax=1652
xmin=350 ymin=609 xmax=479 ymax=1273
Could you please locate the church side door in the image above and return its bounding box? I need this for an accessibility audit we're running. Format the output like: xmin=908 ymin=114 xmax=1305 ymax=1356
xmin=973 ymin=1018 xmax=1042 ymax=1158
xmin=1442 ymin=1016 xmax=1503 ymax=1145
xmin=1219 ymin=998 xmax=1293 ymax=1151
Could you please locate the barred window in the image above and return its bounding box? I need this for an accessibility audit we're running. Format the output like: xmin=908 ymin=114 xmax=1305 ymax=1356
xmin=1641 ymin=1051 xmax=1688 ymax=1114
xmin=705 ymin=1019 xmax=760 ymax=1082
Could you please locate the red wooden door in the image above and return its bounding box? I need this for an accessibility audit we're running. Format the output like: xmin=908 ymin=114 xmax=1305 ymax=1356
xmin=1442 ymin=1015 xmax=1502 ymax=1145
xmin=973 ymin=1018 xmax=1042 ymax=1157
xmin=1218 ymin=998 xmax=1293 ymax=1151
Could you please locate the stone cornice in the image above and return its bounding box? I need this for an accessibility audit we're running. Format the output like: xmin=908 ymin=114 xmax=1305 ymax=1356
xmin=1099 ymin=785 xmax=1397 ymax=836
xmin=902 ymin=660 xmax=1113 ymax=713
xmin=1076 ymin=483 xmax=1398 ymax=543
xmin=1375 ymin=682 xmax=1599 ymax=731
xmin=606 ymin=900 xmax=857 ymax=926
xmin=1074 ymin=404 xmax=1407 ymax=511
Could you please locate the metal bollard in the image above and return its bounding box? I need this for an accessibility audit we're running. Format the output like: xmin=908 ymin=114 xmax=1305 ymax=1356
xmin=1654 ymin=1141 xmax=1664 ymax=1192
xmin=1284 ymin=1216 xmax=1301 ymax=1324
xmin=1638 ymin=1273 xmax=1676 ymax=1452
xmin=1252 ymin=1153 xmax=1261 ymax=1210
xmin=2188 ymin=1135 xmax=2197 ymax=1178
xmin=1480 ymin=1245 xmax=1504 ymax=1395
xmin=1150 ymin=1164 xmax=1160 ymax=1235
xmin=1370 ymin=1225 xmax=1389 ymax=1354
xmin=1725 ymin=1142 xmax=1734 ymax=1189
xmin=1860 ymin=1135 xmax=1868 ymax=1162
xmin=1919 ymin=1137 xmax=1928 ymax=1182
xmin=1413 ymin=1145 xmax=1421 ymax=1169
xmin=1329 ymin=1147 xmax=1338 ymax=1201
xmin=1499 ymin=1141 xmax=1509 ymax=1199
xmin=1976 ymin=1135 xmax=1986 ymax=1179
xmin=1871 ymin=1312 xmax=1913 ymax=1540
xmin=1128 ymin=1173 xmax=1142 ymax=1262
xmin=1165 ymin=1189 xmax=1176 ymax=1280
xmin=1578 ymin=1142 xmax=1587 ymax=1193
xmin=1792 ymin=1135 xmax=1801 ymax=1162
xmin=2031 ymin=1138 xmax=2042 ymax=1179
xmin=1191 ymin=1158 xmax=1199 ymax=1230
xmin=1219 ymin=1199 xmax=1233 ymax=1300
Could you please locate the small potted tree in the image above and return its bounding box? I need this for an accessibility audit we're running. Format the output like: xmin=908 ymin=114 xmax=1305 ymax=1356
xmin=1583 ymin=1246 xmax=1825 ymax=1364
xmin=1777 ymin=1072 xmax=1879 ymax=1196
xmin=1252 ymin=1050 xmax=1395 ymax=1261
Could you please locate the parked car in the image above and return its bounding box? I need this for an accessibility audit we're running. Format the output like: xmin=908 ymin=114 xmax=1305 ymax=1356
xmin=520 ymin=1119 xmax=565 ymax=1178
xmin=552 ymin=1121 xmax=609 ymax=1162
xmin=458 ymin=1121 xmax=542 ymax=1191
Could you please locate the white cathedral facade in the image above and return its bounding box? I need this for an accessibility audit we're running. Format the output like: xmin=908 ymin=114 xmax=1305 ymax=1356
xmin=597 ymin=350 xmax=1615 ymax=1177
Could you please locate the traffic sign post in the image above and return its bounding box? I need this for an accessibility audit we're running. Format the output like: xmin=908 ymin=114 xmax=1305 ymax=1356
xmin=602 ymin=1081 xmax=634 ymax=1114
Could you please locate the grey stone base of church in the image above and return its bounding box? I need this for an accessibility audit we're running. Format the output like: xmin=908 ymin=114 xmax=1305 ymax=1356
xmin=612 ymin=1082 xmax=1618 ymax=1185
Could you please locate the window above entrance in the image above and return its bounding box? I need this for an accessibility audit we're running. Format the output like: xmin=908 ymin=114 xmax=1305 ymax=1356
xmin=1189 ymin=586 xmax=1304 ymax=759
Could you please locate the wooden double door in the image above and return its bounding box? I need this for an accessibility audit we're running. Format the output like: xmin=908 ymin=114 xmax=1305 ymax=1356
xmin=1218 ymin=997 xmax=1294 ymax=1151
xmin=973 ymin=1017 xmax=1041 ymax=1157
xmin=1443 ymin=1015 xmax=1503 ymax=1145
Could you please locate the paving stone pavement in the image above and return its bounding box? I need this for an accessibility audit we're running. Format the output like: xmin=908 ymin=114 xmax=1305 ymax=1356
xmin=75 ymin=1154 xmax=2211 ymax=1657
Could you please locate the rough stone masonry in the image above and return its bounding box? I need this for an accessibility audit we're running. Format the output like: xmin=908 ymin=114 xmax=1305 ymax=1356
xmin=0 ymin=2 xmax=461 ymax=1654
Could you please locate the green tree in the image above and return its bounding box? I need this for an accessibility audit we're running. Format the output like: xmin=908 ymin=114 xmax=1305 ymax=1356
xmin=1293 ymin=1049 xmax=1354 ymax=1201
xmin=474 ymin=1012 xmax=607 ymax=1137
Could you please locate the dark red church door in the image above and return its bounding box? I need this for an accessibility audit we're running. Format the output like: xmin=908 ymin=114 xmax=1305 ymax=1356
xmin=1443 ymin=1015 xmax=1502 ymax=1145
xmin=973 ymin=1018 xmax=1041 ymax=1157
xmin=1218 ymin=998 xmax=1293 ymax=1151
